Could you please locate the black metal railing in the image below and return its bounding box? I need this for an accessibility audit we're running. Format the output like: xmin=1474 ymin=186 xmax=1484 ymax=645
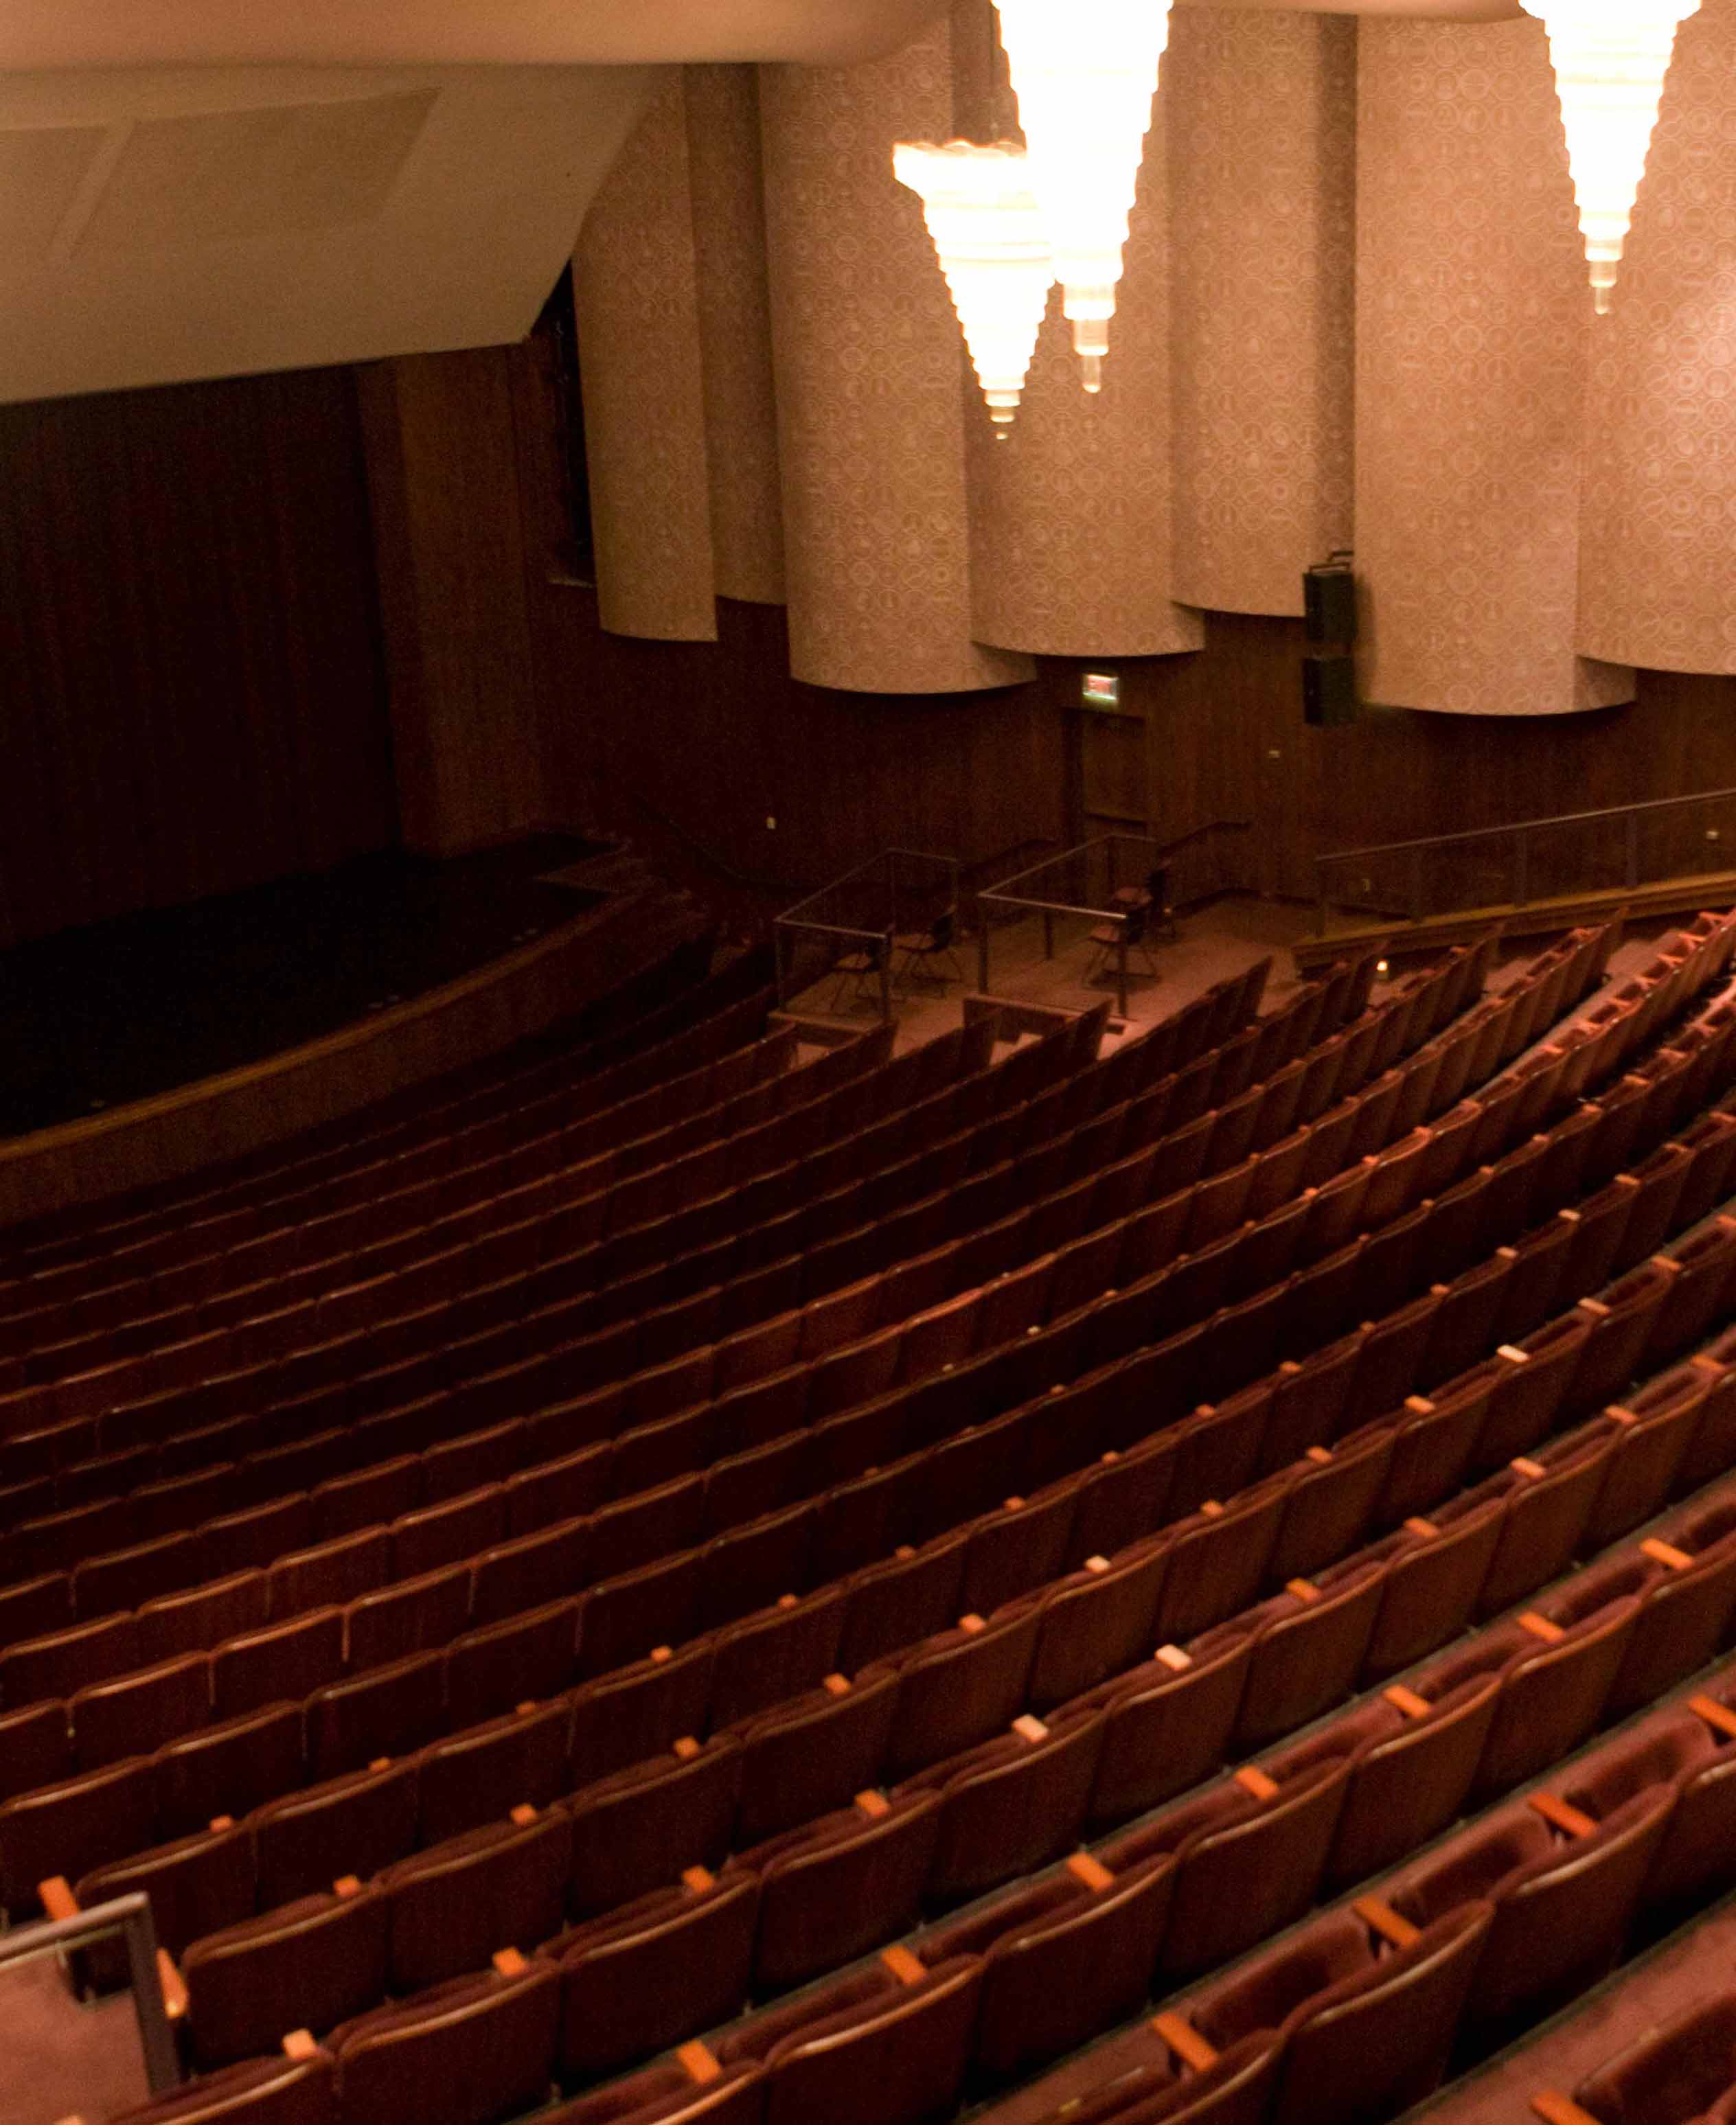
xmin=1314 ymin=786 xmax=1736 ymax=937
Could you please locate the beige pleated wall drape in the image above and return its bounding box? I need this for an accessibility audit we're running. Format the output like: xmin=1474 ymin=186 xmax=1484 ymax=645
xmin=953 ymin=2 xmax=1201 ymax=658
xmin=571 ymin=78 xmax=718 ymax=644
xmin=1579 ymin=0 xmax=1736 ymax=676
xmin=571 ymin=0 xmax=1736 ymax=699
xmin=760 ymin=16 xmax=1033 ymax=692
xmin=1167 ymin=10 xmax=1356 ymax=620
xmin=1354 ymin=18 xmax=1632 ymax=715
xmin=685 ymin=65 xmax=788 ymax=608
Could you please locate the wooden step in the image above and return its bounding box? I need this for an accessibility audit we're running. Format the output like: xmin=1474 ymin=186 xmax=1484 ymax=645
xmin=1292 ymin=869 xmax=1736 ymax=976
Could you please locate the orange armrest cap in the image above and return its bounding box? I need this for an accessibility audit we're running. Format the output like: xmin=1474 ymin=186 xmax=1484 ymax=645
xmin=1353 ymin=1896 xmax=1420 ymax=1949
xmin=1152 ymin=2012 xmax=1218 ymax=2074
xmin=1530 ymin=2095 xmax=1602 ymax=2125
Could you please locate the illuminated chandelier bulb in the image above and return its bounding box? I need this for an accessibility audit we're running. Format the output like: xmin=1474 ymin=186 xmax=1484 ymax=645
xmin=893 ymin=141 xmax=1054 ymax=430
xmin=1523 ymin=0 xmax=1698 ymax=310
xmin=993 ymin=0 xmax=1171 ymax=391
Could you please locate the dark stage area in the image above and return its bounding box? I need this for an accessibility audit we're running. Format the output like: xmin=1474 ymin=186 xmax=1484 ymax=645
xmin=0 ymin=835 xmax=604 ymax=1137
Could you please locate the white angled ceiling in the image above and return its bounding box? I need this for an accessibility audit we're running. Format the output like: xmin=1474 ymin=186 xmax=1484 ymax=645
xmin=0 ymin=0 xmax=1519 ymax=405
xmin=0 ymin=0 xmax=959 ymax=68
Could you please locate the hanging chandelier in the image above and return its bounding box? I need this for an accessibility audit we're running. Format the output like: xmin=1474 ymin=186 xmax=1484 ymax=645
xmin=1522 ymin=0 xmax=1698 ymax=310
xmin=992 ymin=0 xmax=1171 ymax=391
xmin=893 ymin=141 xmax=1054 ymax=430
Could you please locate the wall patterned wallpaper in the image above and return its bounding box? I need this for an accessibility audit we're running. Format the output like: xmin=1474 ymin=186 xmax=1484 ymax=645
xmin=1355 ymin=17 xmax=1633 ymax=715
xmin=1579 ymin=0 xmax=1736 ymax=676
xmin=760 ymin=19 xmax=1032 ymax=693
xmin=684 ymin=65 xmax=788 ymax=608
xmin=944 ymin=0 xmax=1202 ymax=659
xmin=1167 ymin=11 xmax=1356 ymax=621
xmin=572 ymin=79 xmax=718 ymax=644
xmin=575 ymin=2 xmax=1736 ymax=697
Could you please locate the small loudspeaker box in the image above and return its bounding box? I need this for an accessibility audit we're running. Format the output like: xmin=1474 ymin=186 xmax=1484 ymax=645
xmin=1303 ymin=653 xmax=1358 ymax=726
xmin=1303 ymin=553 xmax=1356 ymax=647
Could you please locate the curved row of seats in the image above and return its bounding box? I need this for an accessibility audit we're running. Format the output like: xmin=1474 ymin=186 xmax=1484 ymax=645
xmin=0 ymin=995 xmax=1111 ymax=1490
xmin=0 ymin=956 xmax=1444 ymax=1699
xmin=87 ymin=1254 xmax=1736 ymax=2090
xmin=0 ymin=918 xmax=1708 ymax=1912
xmin=0 ymin=958 xmax=1402 ymax=1668
xmin=0 ymin=930 xmax=1614 ymax=1793
xmin=83 ymin=1316 xmax=1736 ymax=2125
xmin=0 ymin=922 xmax=1529 ymax=1666
xmin=29 ymin=917 xmax=1735 ymax=2125
xmin=30 ymin=922 xmax=1736 ymax=2082
xmin=0 ymin=922 xmax=749 ymax=1296
xmin=0 ymin=1008 xmax=809 ymax=1365
xmin=0 ymin=1011 xmax=910 ymax=1419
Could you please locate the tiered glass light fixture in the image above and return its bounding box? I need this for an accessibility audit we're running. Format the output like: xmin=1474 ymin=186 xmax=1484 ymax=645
xmin=1522 ymin=0 xmax=1699 ymax=310
xmin=892 ymin=141 xmax=1054 ymax=431
xmin=992 ymin=0 xmax=1172 ymax=391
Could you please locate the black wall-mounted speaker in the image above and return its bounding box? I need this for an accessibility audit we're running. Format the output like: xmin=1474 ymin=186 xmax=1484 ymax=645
xmin=1303 ymin=652 xmax=1358 ymax=727
xmin=1304 ymin=556 xmax=1356 ymax=647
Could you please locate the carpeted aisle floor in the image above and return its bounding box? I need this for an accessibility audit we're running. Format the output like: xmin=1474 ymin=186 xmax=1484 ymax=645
xmin=0 ymin=1955 xmax=150 ymax=2125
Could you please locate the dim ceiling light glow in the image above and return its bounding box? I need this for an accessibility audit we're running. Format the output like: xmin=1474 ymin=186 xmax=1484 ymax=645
xmin=892 ymin=140 xmax=1053 ymax=429
xmin=992 ymin=0 xmax=1169 ymax=392
xmin=1523 ymin=0 xmax=1698 ymax=311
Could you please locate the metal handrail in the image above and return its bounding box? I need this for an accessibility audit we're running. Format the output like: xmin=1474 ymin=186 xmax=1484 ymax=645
xmin=977 ymin=833 xmax=1161 ymax=1018
xmin=1318 ymin=785 xmax=1736 ymax=866
xmin=773 ymin=848 xmax=961 ymax=1023
xmin=1314 ymin=783 xmax=1736 ymax=937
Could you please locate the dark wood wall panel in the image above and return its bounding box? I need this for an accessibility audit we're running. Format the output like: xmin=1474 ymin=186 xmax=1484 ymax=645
xmin=366 ymin=334 xmax=1736 ymax=921
xmin=1027 ymin=616 xmax=1736 ymax=908
xmin=482 ymin=336 xmax=1068 ymax=894
xmin=0 ymin=367 xmax=397 ymax=950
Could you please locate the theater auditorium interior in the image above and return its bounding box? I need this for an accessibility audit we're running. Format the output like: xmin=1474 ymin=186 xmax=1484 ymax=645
xmin=8 ymin=1 xmax=1736 ymax=2123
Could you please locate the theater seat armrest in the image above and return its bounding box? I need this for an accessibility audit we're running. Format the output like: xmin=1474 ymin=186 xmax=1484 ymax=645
xmin=1353 ymin=1896 xmax=1421 ymax=1949
xmin=1531 ymin=2093 xmax=1601 ymax=2125
xmin=1152 ymin=2011 xmax=1218 ymax=2073
xmin=157 ymin=1951 xmax=188 ymax=2022
xmin=38 ymin=1878 xmax=78 ymax=1922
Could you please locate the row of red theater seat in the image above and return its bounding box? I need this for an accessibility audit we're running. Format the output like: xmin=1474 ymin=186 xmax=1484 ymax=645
xmin=0 ymin=926 xmax=1623 ymax=1793
xmin=0 ymin=1013 xmax=1121 ymax=1627
xmin=0 ymin=926 xmax=753 ymax=1296
xmin=36 ymin=1041 xmax=1736 ymax=2054
xmin=41 ymin=922 xmax=1733 ymax=2116
xmin=1525 ymin=1956 xmax=1736 ymax=2125
xmin=85 ymin=1405 xmax=1736 ymax=2125
xmin=971 ymin=1655 xmax=1736 ymax=2125
xmin=0 ymin=953 xmax=1402 ymax=1657
xmin=0 ymin=922 xmax=1717 ymax=1920
xmin=0 ymin=1010 xmax=809 ymax=1366
xmin=0 ymin=1011 xmax=908 ymax=1417
xmin=116 ymin=1324 xmax=1736 ymax=2084
xmin=0 ymin=989 xmax=1107 ymax=1464
xmin=0 ymin=922 xmax=1529 ymax=1666
xmin=0 ymin=960 xmax=1402 ymax=1674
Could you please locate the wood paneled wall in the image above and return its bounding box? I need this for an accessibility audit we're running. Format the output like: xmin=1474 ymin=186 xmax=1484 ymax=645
xmin=1093 ymin=616 xmax=1736 ymax=905
xmin=0 ymin=367 xmax=397 ymax=948
xmin=373 ymin=333 xmax=1736 ymax=917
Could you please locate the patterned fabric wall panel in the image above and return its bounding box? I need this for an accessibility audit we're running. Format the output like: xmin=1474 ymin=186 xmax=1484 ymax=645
xmin=758 ymin=20 xmax=1033 ymax=693
xmin=955 ymin=2 xmax=1203 ymax=658
xmin=1355 ymin=17 xmax=1632 ymax=715
xmin=1167 ymin=10 xmax=1356 ymax=619
xmin=573 ymin=78 xmax=719 ymax=643
xmin=1579 ymin=0 xmax=1736 ymax=675
xmin=685 ymin=65 xmax=788 ymax=608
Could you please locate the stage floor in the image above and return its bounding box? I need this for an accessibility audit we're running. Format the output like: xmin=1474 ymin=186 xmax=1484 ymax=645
xmin=0 ymin=834 xmax=604 ymax=1138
